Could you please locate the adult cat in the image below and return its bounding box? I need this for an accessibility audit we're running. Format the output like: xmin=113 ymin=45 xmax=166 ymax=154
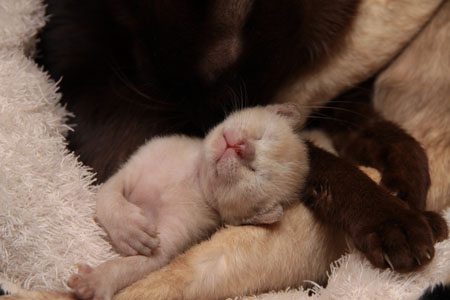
xmin=37 ymin=0 xmax=442 ymax=183
xmin=12 ymin=0 xmax=444 ymax=299
xmin=108 ymin=2 xmax=450 ymax=298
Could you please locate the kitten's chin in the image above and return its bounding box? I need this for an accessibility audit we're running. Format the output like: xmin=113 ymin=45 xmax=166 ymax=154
xmin=215 ymin=153 xmax=240 ymax=180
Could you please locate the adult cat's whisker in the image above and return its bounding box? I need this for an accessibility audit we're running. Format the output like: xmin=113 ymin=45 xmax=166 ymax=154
xmin=112 ymin=89 xmax=173 ymax=112
xmin=302 ymin=105 xmax=371 ymax=120
xmin=307 ymin=115 xmax=360 ymax=128
xmin=329 ymin=99 xmax=371 ymax=105
xmin=109 ymin=62 xmax=174 ymax=109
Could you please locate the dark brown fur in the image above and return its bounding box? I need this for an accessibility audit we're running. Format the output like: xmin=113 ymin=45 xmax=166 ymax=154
xmin=307 ymin=79 xmax=430 ymax=210
xmin=303 ymin=143 xmax=448 ymax=272
xmin=38 ymin=0 xmax=360 ymax=182
xmin=301 ymin=79 xmax=448 ymax=271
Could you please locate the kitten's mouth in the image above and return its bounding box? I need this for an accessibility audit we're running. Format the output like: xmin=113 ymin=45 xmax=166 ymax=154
xmin=214 ymin=134 xmax=244 ymax=163
xmin=217 ymin=133 xmax=255 ymax=161
xmin=211 ymin=134 xmax=243 ymax=178
xmin=217 ymin=142 xmax=245 ymax=162
xmin=211 ymin=133 xmax=255 ymax=177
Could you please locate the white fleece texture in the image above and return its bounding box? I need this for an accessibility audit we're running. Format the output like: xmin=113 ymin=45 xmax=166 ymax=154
xmin=0 ymin=0 xmax=118 ymax=291
xmin=0 ymin=1 xmax=449 ymax=299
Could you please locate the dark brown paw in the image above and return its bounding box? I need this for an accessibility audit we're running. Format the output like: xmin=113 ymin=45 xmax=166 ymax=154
xmin=380 ymin=172 xmax=428 ymax=210
xmin=423 ymin=210 xmax=449 ymax=242
xmin=378 ymin=138 xmax=430 ymax=211
xmin=353 ymin=207 xmax=442 ymax=273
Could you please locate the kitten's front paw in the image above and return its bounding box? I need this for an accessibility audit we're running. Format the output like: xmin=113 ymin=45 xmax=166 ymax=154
xmin=68 ymin=264 xmax=111 ymax=300
xmin=353 ymin=206 xmax=447 ymax=273
xmin=101 ymin=202 xmax=160 ymax=256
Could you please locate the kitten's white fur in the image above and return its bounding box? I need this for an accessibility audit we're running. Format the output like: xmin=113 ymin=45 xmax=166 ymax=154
xmin=68 ymin=104 xmax=309 ymax=300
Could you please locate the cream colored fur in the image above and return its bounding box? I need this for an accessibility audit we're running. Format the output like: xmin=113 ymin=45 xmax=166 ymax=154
xmin=112 ymin=207 xmax=346 ymax=300
xmin=276 ymin=0 xmax=444 ymax=124
xmin=374 ymin=0 xmax=450 ymax=212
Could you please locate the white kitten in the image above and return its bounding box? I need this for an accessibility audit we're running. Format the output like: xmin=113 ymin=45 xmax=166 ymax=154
xmin=67 ymin=103 xmax=309 ymax=300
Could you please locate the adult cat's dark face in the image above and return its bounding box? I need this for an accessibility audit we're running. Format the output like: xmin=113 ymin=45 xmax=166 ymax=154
xmin=38 ymin=0 xmax=359 ymax=180
xmin=99 ymin=0 xmax=359 ymax=130
xmin=114 ymin=1 xmax=308 ymax=91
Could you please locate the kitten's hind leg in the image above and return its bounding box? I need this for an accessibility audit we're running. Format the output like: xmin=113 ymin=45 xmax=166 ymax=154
xmin=68 ymin=255 xmax=169 ymax=300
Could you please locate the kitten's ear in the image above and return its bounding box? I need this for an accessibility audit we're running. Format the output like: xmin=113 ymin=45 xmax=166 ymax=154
xmin=246 ymin=204 xmax=283 ymax=225
xmin=266 ymin=103 xmax=301 ymax=129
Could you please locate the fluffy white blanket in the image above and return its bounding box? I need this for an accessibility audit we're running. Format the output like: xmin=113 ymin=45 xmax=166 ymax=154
xmin=0 ymin=1 xmax=449 ymax=300
xmin=0 ymin=0 xmax=118 ymax=291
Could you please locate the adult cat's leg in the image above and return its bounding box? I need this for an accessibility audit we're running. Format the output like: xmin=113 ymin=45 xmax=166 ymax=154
xmin=109 ymin=204 xmax=345 ymax=300
xmin=308 ymin=79 xmax=431 ymax=210
xmin=302 ymin=143 xmax=448 ymax=272
xmin=374 ymin=0 xmax=450 ymax=212
xmin=303 ymin=80 xmax=449 ymax=271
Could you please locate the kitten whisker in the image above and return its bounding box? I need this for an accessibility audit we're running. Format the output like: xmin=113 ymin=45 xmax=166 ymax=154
xmin=238 ymin=77 xmax=249 ymax=111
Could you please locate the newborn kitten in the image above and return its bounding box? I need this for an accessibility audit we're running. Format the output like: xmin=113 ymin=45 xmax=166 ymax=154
xmin=67 ymin=103 xmax=309 ymax=300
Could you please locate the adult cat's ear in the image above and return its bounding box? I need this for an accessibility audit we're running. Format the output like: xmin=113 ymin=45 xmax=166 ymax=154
xmin=266 ymin=103 xmax=301 ymax=129
xmin=246 ymin=204 xmax=283 ymax=225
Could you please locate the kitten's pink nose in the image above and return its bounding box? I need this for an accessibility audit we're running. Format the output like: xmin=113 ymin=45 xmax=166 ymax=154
xmin=223 ymin=130 xmax=255 ymax=161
